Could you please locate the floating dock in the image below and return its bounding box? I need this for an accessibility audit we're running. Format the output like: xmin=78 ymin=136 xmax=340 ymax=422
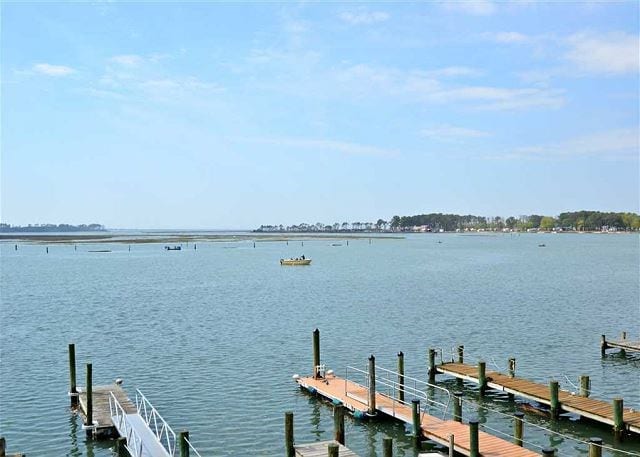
xmin=77 ymin=383 xmax=136 ymax=438
xmin=295 ymin=440 xmax=359 ymax=457
xmin=434 ymin=359 xmax=640 ymax=436
xmin=601 ymin=333 xmax=640 ymax=355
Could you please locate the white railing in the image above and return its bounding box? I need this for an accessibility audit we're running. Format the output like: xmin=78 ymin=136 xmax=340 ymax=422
xmin=184 ymin=436 xmax=204 ymax=457
xmin=135 ymin=389 xmax=177 ymax=456
xmin=109 ymin=392 xmax=145 ymax=457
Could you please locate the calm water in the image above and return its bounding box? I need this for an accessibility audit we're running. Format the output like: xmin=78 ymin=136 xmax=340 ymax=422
xmin=1 ymin=233 xmax=639 ymax=456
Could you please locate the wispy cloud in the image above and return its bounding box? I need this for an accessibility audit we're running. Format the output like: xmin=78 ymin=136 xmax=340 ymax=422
xmin=33 ymin=63 xmax=75 ymax=76
xmin=424 ymin=66 xmax=484 ymax=78
xmin=421 ymin=124 xmax=491 ymax=140
xmin=439 ymin=0 xmax=496 ymax=16
xmin=109 ymin=54 xmax=143 ymax=66
xmin=497 ymin=128 xmax=639 ymax=160
xmin=487 ymin=31 xmax=530 ymax=44
xmin=241 ymin=136 xmax=397 ymax=157
xmin=565 ymin=32 xmax=639 ymax=75
xmin=338 ymin=10 xmax=390 ymax=25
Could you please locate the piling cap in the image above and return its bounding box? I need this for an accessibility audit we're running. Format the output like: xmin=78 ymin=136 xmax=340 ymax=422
xmin=589 ymin=437 xmax=603 ymax=444
xmin=514 ymin=411 xmax=524 ymax=418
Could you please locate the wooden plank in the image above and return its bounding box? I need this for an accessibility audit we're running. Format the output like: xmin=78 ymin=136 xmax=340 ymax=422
xmin=77 ymin=384 xmax=136 ymax=438
xmin=295 ymin=440 xmax=359 ymax=457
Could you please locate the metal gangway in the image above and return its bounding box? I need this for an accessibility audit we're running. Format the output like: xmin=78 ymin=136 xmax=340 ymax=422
xmin=109 ymin=389 xmax=201 ymax=457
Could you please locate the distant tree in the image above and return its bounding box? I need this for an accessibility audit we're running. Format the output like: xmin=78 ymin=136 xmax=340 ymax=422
xmin=505 ymin=217 xmax=517 ymax=229
xmin=540 ymin=216 xmax=556 ymax=231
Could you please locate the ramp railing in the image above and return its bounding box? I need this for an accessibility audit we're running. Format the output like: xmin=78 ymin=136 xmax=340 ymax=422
xmin=109 ymin=392 xmax=145 ymax=457
xmin=135 ymin=389 xmax=177 ymax=456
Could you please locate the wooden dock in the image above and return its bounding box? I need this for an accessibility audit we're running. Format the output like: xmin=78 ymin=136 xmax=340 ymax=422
xmin=77 ymin=383 xmax=136 ymax=438
xmin=602 ymin=333 xmax=640 ymax=355
xmin=435 ymin=362 xmax=640 ymax=436
xmin=297 ymin=374 xmax=538 ymax=457
xmin=295 ymin=440 xmax=359 ymax=457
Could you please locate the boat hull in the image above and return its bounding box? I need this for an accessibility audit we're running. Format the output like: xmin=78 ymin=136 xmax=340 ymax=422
xmin=280 ymin=259 xmax=312 ymax=266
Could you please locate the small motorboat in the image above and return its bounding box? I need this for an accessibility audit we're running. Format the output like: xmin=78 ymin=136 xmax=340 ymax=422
xmin=538 ymin=244 xmax=546 ymax=247
xmin=165 ymin=245 xmax=182 ymax=251
xmin=280 ymin=258 xmax=311 ymax=266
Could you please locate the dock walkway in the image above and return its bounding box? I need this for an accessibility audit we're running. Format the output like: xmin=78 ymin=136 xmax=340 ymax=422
xmin=436 ymin=362 xmax=640 ymax=435
xmin=297 ymin=374 xmax=537 ymax=457
xmin=602 ymin=334 xmax=640 ymax=355
xmin=295 ymin=440 xmax=359 ymax=457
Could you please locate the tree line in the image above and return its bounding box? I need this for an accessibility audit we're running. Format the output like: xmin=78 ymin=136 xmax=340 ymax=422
xmin=0 ymin=223 xmax=105 ymax=233
xmin=255 ymin=211 xmax=640 ymax=233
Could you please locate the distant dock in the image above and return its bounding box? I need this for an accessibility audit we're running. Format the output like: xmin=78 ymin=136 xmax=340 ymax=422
xmin=601 ymin=332 xmax=640 ymax=356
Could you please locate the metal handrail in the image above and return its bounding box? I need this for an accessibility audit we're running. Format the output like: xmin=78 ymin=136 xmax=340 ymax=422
xmin=108 ymin=392 xmax=145 ymax=457
xmin=184 ymin=436 xmax=204 ymax=457
xmin=135 ymin=389 xmax=177 ymax=456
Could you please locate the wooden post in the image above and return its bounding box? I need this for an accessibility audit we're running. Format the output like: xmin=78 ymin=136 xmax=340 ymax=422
xmin=601 ymin=335 xmax=608 ymax=357
xmin=542 ymin=448 xmax=555 ymax=456
xmin=397 ymin=352 xmax=405 ymax=403
xmin=115 ymin=436 xmax=127 ymax=457
xmin=508 ymin=357 xmax=516 ymax=378
xmin=179 ymin=430 xmax=189 ymax=457
xmin=453 ymin=391 xmax=462 ymax=422
xmin=549 ymin=380 xmax=560 ymax=419
xmin=457 ymin=345 xmax=464 ymax=363
xmin=0 ymin=436 xmax=5 ymax=457
xmin=448 ymin=434 xmax=454 ymax=457
xmin=428 ymin=348 xmax=436 ymax=384
xmin=588 ymin=437 xmax=603 ymax=457
xmin=328 ymin=443 xmax=339 ymax=457
xmin=579 ymin=375 xmax=590 ymax=397
xmin=368 ymin=355 xmax=377 ymax=415
xmin=313 ymin=329 xmax=320 ymax=379
xmin=383 ymin=437 xmax=392 ymax=457
xmin=334 ymin=405 xmax=345 ymax=445
xmin=622 ymin=331 xmax=627 ymax=340
xmin=613 ymin=398 xmax=624 ymax=440
xmin=68 ymin=343 xmax=78 ymax=407
xmin=478 ymin=361 xmax=486 ymax=396
xmin=285 ymin=412 xmax=294 ymax=457
xmin=86 ymin=363 xmax=93 ymax=430
xmin=514 ymin=411 xmax=524 ymax=446
xmin=469 ymin=419 xmax=479 ymax=457
xmin=411 ymin=400 xmax=421 ymax=449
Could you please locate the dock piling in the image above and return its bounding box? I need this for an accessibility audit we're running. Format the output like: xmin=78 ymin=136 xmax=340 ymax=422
xmin=86 ymin=363 xmax=93 ymax=432
xmin=448 ymin=434 xmax=454 ymax=457
xmin=382 ymin=437 xmax=392 ymax=457
xmin=579 ymin=375 xmax=590 ymax=397
xmin=613 ymin=398 xmax=624 ymax=440
xmin=328 ymin=442 xmax=339 ymax=457
xmin=334 ymin=405 xmax=345 ymax=445
xmin=285 ymin=412 xmax=294 ymax=457
xmin=508 ymin=357 xmax=516 ymax=378
xmin=367 ymin=355 xmax=377 ymax=416
xmin=601 ymin=335 xmax=608 ymax=357
xmin=469 ymin=419 xmax=479 ymax=457
xmin=313 ymin=329 xmax=320 ymax=379
xmin=428 ymin=348 xmax=436 ymax=384
xmin=1 ymin=436 xmax=5 ymax=457
xmin=68 ymin=343 xmax=78 ymax=407
xmin=541 ymin=447 xmax=555 ymax=455
xmin=457 ymin=345 xmax=464 ymax=363
xmin=514 ymin=411 xmax=524 ymax=446
xmin=453 ymin=392 xmax=462 ymax=422
xmin=179 ymin=430 xmax=190 ymax=457
xmin=477 ymin=361 xmax=486 ymax=396
xmin=115 ymin=436 xmax=127 ymax=457
xmin=411 ymin=399 xmax=421 ymax=448
xmin=550 ymin=380 xmax=560 ymax=419
xmin=397 ymin=352 xmax=405 ymax=403
xmin=588 ymin=437 xmax=603 ymax=457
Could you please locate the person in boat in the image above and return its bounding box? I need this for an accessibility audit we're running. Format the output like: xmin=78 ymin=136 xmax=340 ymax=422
xmin=301 ymin=255 xmax=305 ymax=260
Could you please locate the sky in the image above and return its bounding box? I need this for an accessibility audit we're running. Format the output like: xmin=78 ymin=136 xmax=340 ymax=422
xmin=1 ymin=1 xmax=639 ymax=229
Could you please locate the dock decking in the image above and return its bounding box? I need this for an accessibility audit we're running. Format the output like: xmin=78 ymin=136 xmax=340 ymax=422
xmin=436 ymin=362 xmax=640 ymax=435
xmin=297 ymin=374 xmax=538 ymax=457
xmin=602 ymin=334 xmax=640 ymax=355
xmin=77 ymin=384 xmax=136 ymax=438
xmin=295 ymin=440 xmax=359 ymax=457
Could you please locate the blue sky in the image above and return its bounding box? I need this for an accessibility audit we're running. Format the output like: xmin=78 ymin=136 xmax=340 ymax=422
xmin=2 ymin=1 xmax=638 ymax=229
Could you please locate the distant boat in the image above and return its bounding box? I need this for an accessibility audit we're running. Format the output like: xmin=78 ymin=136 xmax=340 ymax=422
xmin=280 ymin=258 xmax=311 ymax=266
xmin=331 ymin=243 xmax=342 ymax=246
xmin=165 ymin=246 xmax=182 ymax=251
xmin=88 ymin=250 xmax=111 ymax=253
xmin=538 ymin=244 xmax=546 ymax=247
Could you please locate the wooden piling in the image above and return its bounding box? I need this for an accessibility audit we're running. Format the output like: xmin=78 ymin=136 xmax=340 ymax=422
xmin=469 ymin=419 xmax=479 ymax=457
xmin=86 ymin=363 xmax=93 ymax=430
xmin=601 ymin=335 xmax=608 ymax=357
xmin=179 ymin=430 xmax=190 ymax=457
xmin=328 ymin=442 xmax=339 ymax=457
xmin=588 ymin=437 xmax=602 ymax=457
xmin=477 ymin=361 xmax=486 ymax=396
xmin=579 ymin=375 xmax=590 ymax=397
xmin=508 ymin=358 xmax=516 ymax=378
xmin=68 ymin=343 xmax=78 ymax=407
xmin=0 ymin=436 xmax=5 ymax=457
xmin=313 ymin=329 xmax=320 ymax=379
xmin=397 ymin=352 xmax=405 ymax=403
xmin=541 ymin=448 xmax=555 ymax=456
xmin=428 ymin=348 xmax=436 ymax=384
xmin=549 ymin=380 xmax=560 ymax=419
xmin=457 ymin=345 xmax=464 ymax=363
xmin=334 ymin=405 xmax=345 ymax=445
xmin=368 ymin=355 xmax=377 ymax=416
xmin=613 ymin=398 xmax=624 ymax=440
xmin=382 ymin=437 xmax=392 ymax=457
xmin=115 ymin=436 xmax=127 ymax=457
xmin=514 ymin=411 xmax=524 ymax=446
xmin=453 ymin=391 xmax=462 ymax=422
xmin=411 ymin=400 xmax=421 ymax=448
xmin=285 ymin=412 xmax=294 ymax=457
xmin=448 ymin=434 xmax=455 ymax=457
